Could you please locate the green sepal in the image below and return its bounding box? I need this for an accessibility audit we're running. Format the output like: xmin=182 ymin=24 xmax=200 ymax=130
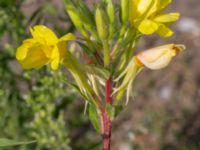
xmin=0 ymin=139 xmax=35 ymax=148
xmin=89 ymin=104 xmax=101 ymax=133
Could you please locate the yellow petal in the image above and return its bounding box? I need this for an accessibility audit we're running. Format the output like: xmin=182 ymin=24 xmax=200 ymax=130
xmin=137 ymin=0 xmax=153 ymax=15
xmin=59 ymin=33 xmax=75 ymax=42
xmin=57 ymin=41 xmax=67 ymax=63
xmin=30 ymin=25 xmax=58 ymax=45
xmin=154 ymin=13 xmax=180 ymax=23
xmin=41 ymin=44 xmax=54 ymax=58
xmin=156 ymin=24 xmax=174 ymax=37
xmin=129 ymin=0 xmax=139 ymax=22
xmin=20 ymin=44 xmax=49 ymax=69
xmin=145 ymin=0 xmax=159 ymax=17
xmin=50 ymin=46 xmax=60 ymax=70
xmin=57 ymin=33 xmax=75 ymax=62
xmin=135 ymin=19 xmax=159 ymax=34
xmin=16 ymin=39 xmax=36 ymax=60
xmin=136 ymin=44 xmax=185 ymax=70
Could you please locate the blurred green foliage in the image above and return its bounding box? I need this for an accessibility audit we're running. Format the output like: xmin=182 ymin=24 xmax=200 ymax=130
xmin=0 ymin=0 xmax=75 ymax=149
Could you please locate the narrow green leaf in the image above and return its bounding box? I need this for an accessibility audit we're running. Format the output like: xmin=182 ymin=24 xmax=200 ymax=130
xmin=105 ymin=104 xmax=115 ymax=120
xmin=89 ymin=104 xmax=101 ymax=133
xmin=106 ymin=104 xmax=124 ymax=119
xmin=87 ymin=66 xmax=111 ymax=80
xmin=114 ymin=105 xmax=123 ymax=117
xmin=63 ymin=79 xmax=89 ymax=101
xmin=0 ymin=138 xmax=35 ymax=147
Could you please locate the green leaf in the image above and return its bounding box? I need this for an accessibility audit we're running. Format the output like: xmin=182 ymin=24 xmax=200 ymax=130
xmin=106 ymin=104 xmax=124 ymax=120
xmin=0 ymin=138 xmax=35 ymax=147
xmin=114 ymin=105 xmax=124 ymax=117
xmin=89 ymin=104 xmax=101 ymax=133
xmin=78 ymin=42 xmax=95 ymax=56
xmin=63 ymin=79 xmax=90 ymax=101
xmin=87 ymin=66 xmax=111 ymax=80
xmin=105 ymin=104 xmax=115 ymax=120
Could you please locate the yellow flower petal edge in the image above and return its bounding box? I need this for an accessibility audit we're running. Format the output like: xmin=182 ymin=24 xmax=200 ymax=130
xmin=16 ymin=25 xmax=75 ymax=70
xmin=136 ymin=44 xmax=186 ymax=70
xmin=156 ymin=24 xmax=173 ymax=37
xmin=30 ymin=25 xmax=58 ymax=45
xmin=154 ymin=13 xmax=180 ymax=23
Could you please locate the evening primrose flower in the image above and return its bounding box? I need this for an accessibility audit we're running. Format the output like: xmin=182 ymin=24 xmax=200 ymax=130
xmin=16 ymin=25 xmax=75 ymax=70
xmin=136 ymin=44 xmax=185 ymax=70
xmin=114 ymin=44 xmax=185 ymax=103
xmin=129 ymin=0 xmax=180 ymax=37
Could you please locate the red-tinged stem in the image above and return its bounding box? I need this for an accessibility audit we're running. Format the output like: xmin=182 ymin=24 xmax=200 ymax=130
xmin=102 ymin=111 xmax=112 ymax=150
xmin=105 ymin=78 xmax=112 ymax=104
xmin=102 ymin=78 xmax=112 ymax=150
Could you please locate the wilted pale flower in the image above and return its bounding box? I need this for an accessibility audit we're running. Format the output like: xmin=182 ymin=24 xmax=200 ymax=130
xmin=114 ymin=44 xmax=185 ymax=103
xmin=136 ymin=44 xmax=185 ymax=70
xmin=16 ymin=25 xmax=75 ymax=70
xmin=129 ymin=0 xmax=180 ymax=37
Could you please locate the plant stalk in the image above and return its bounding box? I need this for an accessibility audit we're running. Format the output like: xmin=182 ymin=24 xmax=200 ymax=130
xmin=102 ymin=78 xmax=112 ymax=150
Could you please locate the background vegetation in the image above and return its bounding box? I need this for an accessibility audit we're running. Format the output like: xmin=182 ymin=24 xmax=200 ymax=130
xmin=0 ymin=0 xmax=200 ymax=150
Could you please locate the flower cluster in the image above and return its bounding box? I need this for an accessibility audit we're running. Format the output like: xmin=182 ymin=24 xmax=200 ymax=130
xmin=15 ymin=0 xmax=185 ymax=126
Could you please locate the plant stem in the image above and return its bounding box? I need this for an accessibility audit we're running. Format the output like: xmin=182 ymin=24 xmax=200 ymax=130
xmin=102 ymin=111 xmax=112 ymax=150
xmin=105 ymin=78 xmax=112 ymax=104
xmin=102 ymin=78 xmax=112 ymax=150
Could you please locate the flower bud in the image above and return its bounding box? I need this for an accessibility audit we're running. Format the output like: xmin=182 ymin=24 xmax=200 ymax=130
xmin=106 ymin=0 xmax=115 ymax=24
xmin=121 ymin=0 xmax=130 ymax=24
xmin=136 ymin=44 xmax=185 ymax=70
xmin=95 ymin=7 xmax=109 ymax=41
xmin=64 ymin=0 xmax=88 ymax=37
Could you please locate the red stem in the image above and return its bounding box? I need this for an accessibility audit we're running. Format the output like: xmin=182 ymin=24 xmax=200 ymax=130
xmin=102 ymin=78 xmax=112 ymax=150
xmin=105 ymin=78 xmax=112 ymax=104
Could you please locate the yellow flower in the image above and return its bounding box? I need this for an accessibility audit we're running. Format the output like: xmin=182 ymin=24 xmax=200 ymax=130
xmin=16 ymin=25 xmax=75 ymax=70
xmin=136 ymin=44 xmax=185 ymax=70
xmin=130 ymin=0 xmax=180 ymax=37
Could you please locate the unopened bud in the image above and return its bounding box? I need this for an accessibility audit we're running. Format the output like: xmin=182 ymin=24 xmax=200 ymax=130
xmin=121 ymin=0 xmax=130 ymax=24
xmin=106 ymin=0 xmax=115 ymax=24
xmin=64 ymin=0 xmax=88 ymax=37
xmin=95 ymin=7 xmax=109 ymax=40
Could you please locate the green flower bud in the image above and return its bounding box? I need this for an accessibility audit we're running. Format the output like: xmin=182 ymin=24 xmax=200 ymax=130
xmin=106 ymin=0 xmax=115 ymax=24
xmin=64 ymin=0 xmax=88 ymax=37
xmin=95 ymin=7 xmax=109 ymax=41
xmin=121 ymin=0 xmax=130 ymax=24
